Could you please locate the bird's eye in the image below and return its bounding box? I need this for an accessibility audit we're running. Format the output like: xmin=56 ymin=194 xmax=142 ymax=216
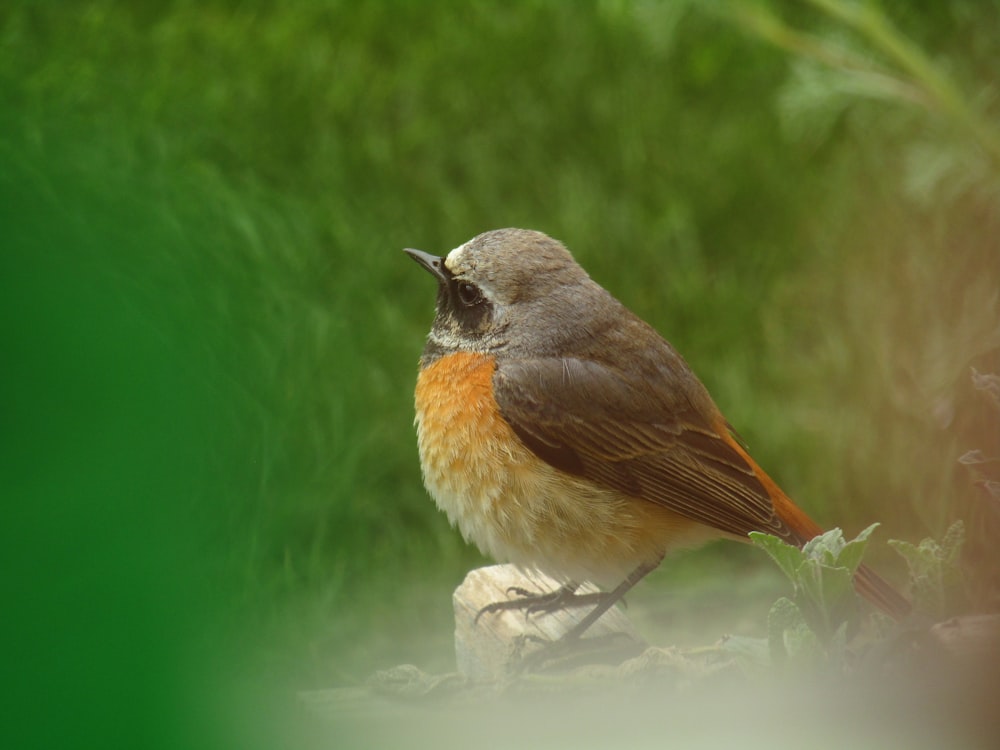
xmin=456 ymin=281 xmax=483 ymax=306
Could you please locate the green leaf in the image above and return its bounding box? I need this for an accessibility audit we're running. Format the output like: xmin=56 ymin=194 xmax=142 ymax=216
xmin=766 ymin=596 xmax=804 ymax=667
xmin=801 ymin=527 xmax=848 ymax=565
xmin=889 ymin=520 xmax=965 ymax=617
xmin=939 ymin=520 xmax=966 ymax=564
xmin=835 ymin=523 xmax=879 ymax=574
xmin=782 ymin=619 xmax=823 ymax=667
xmin=749 ymin=532 xmax=805 ymax=584
xmin=796 ymin=560 xmax=855 ymax=636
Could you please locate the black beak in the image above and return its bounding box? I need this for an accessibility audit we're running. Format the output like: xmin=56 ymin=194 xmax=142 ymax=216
xmin=403 ymin=248 xmax=449 ymax=283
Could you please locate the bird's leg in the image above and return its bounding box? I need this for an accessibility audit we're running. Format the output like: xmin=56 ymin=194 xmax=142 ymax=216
xmin=514 ymin=557 xmax=664 ymax=672
xmin=472 ymin=558 xmax=664 ymax=671
xmin=475 ymin=581 xmax=607 ymax=623
xmin=558 ymin=557 xmax=661 ymax=641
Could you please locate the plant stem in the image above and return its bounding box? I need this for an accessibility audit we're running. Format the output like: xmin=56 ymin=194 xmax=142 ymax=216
xmin=804 ymin=0 xmax=1000 ymax=168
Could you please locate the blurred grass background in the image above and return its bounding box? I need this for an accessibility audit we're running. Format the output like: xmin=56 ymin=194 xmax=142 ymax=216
xmin=3 ymin=1 xmax=999 ymax=747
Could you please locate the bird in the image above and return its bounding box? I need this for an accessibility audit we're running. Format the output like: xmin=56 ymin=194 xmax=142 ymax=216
xmin=405 ymin=228 xmax=909 ymax=642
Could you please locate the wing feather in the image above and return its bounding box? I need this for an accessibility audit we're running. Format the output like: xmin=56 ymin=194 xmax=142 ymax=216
xmin=495 ymin=356 xmax=796 ymax=542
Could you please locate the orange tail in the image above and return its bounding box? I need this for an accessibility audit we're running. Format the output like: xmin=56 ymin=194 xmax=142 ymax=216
xmin=773 ymin=485 xmax=911 ymax=619
xmin=853 ymin=562 xmax=911 ymax=619
xmin=776 ymin=485 xmax=911 ymax=619
xmin=723 ymin=430 xmax=911 ymax=619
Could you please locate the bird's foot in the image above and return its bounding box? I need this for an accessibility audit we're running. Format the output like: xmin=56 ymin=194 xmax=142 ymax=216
xmin=474 ymin=583 xmax=606 ymax=623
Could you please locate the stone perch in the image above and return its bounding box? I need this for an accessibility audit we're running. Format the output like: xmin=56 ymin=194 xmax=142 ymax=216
xmin=453 ymin=564 xmax=647 ymax=679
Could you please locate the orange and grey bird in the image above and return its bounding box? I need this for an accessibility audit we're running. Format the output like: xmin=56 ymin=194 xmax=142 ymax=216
xmin=405 ymin=228 xmax=909 ymax=639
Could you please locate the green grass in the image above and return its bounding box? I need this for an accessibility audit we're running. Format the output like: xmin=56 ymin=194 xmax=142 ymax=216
xmin=3 ymin=1 xmax=999 ymax=746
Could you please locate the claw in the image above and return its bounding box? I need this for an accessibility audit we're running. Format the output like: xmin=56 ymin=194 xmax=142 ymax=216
xmin=476 ymin=560 xmax=661 ymax=671
xmin=474 ymin=582 xmax=608 ymax=625
xmin=505 ymin=586 xmax=535 ymax=598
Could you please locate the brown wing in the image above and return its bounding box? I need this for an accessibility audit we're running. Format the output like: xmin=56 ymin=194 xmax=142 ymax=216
xmin=493 ymin=356 xmax=798 ymax=542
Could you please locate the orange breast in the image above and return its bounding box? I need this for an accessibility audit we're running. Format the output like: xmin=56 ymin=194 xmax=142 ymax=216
xmin=414 ymin=352 xmax=715 ymax=585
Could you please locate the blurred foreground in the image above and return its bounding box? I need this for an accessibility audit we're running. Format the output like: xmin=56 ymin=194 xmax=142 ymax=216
xmin=3 ymin=2 xmax=999 ymax=748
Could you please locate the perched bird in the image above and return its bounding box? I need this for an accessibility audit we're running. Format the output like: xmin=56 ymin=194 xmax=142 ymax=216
xmin=406 ymin=229 xmax=909 ymax=640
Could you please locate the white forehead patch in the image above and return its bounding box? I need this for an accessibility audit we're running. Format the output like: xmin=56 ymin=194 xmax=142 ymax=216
xmin=444 ymin=242 xmax=470 ymax=274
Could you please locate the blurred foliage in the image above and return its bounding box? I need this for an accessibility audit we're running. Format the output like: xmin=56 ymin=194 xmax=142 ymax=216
xmin=890 ymin=520 xmax=966 ymax=618
xmin=955 ymin=367 xmax=1000 ymax=611
xmin=752 ymin=525 xmax=877 ymax=650
xmin=749 ymin=526 xmax=880 ymax=672
xmin=2 ymin=2 xmax=1000 ymax=744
